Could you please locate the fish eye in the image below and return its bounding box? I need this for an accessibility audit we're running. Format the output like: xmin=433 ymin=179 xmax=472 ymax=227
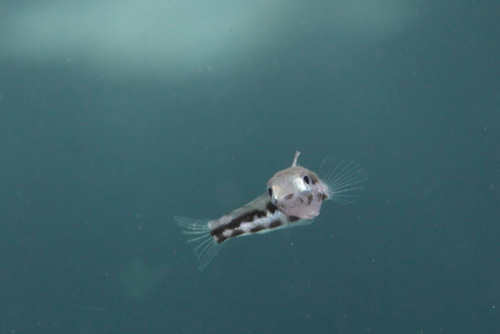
xmin=303 ymin=175 xmax=310 ymax=185
xmin=268 ymin=187 xmax=273 ymax=197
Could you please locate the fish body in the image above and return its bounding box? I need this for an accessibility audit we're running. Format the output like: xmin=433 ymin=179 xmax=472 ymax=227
xmin=175 ymin=151 xmax=367 ymax=270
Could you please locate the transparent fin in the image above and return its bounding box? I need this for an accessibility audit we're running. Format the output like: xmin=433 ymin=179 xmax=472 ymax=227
xmin=292 ymin=218 xmax=315 ymax=227
xmin=319 ymin=157 xmax=368 ymax=204
xmin=266 ymin=218 xmax=315 ymax=238
xmin=276 ymin=218 xmax=314 ymax=240
xmin=175 ymin=216 xmax=222 ymax=271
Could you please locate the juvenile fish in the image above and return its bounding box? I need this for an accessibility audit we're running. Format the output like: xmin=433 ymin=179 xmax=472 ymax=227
xmin=175 ymin=151 xmax=367 ymax=271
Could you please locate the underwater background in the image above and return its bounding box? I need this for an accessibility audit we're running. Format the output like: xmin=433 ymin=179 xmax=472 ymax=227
xmin=0 ymin=1 xmax=499 ymax=333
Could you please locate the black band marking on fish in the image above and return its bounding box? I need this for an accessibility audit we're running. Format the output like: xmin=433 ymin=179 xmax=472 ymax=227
xmin=211 ymin=209 xmax=266 ymax=236
xmin=269 ymin=220 xmax=283 ymax=229
xmin=229 ymin=229 xmax=245 ymax=238
xmin=250 ymin=225 xmax=266 ymax=233
xmin=266 ymin=201 xmax=278 ymax=214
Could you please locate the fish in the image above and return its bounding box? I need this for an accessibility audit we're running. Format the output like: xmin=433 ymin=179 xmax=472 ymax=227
xmin=175 ymin=151 xmax=367 ymax=271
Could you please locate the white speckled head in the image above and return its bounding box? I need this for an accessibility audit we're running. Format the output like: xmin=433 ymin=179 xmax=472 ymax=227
xmin=267 ymin=151 xmax=329 ymax=220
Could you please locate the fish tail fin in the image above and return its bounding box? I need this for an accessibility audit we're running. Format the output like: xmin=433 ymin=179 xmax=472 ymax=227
xmin=320 ymin=157 xmax=368 ymax=204
xmin=175 ymin=216 xmax=222 ymax=271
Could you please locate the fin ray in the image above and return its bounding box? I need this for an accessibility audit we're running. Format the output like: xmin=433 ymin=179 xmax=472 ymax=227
xmin=320 ymin=157 xmax=368 ymax=204
xmin=175 ymin=216 xmax=222 ymax=271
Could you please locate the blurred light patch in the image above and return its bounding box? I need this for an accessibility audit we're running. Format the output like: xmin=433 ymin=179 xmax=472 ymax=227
xmin=0 ymin=0 xmax=413 ymax=80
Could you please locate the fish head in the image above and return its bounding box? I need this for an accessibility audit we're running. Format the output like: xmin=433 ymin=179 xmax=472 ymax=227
xmin=267 ymin=166 xmax=328 ymax=220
